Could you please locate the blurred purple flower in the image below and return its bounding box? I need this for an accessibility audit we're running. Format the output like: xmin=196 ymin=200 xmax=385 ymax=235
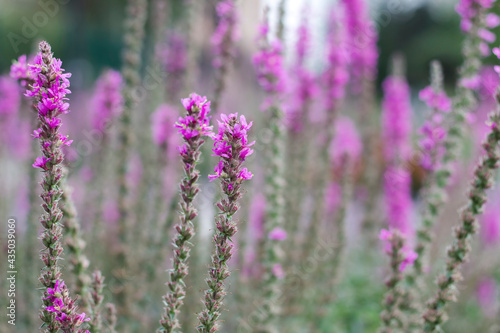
xmin=382 ymin=76 xmax=412 ymax=161
xmin=175 ymin=94 xmax=213 ymax=140
xmin=341 ymin=0 xmax=378 ymax=91
xmin=323 ymin=8 xmax=350 ymax=111
xmin=285 ymin=18 xmax=318 ymax=133
xmin=90 ymin=69 xmax=123 ymax=131
xmin=268 ymin=227 xmax=287 ymax=241
xmin=253 ymin=18 xmax=286 ymax=110
xmin=151 ymin=103 xmax=180 ymax=159
xmin=211 ymin=0 xmax=239 ymax=68
xmin=0 ymin=75 xmax=21 ymax=117
xmin=477 ymin=277 xmax=499 ymax=318
xmin=329 ymin=116 xmax=362 ymax=165
xmin=272 ymin=264 xmax=285 ymax=279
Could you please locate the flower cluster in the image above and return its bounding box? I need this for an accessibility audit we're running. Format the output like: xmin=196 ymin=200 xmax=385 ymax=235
xmin=456 ymin=0 xmax=496 ymax=32
xmin=198 ymin=112 xmax=253 ymax=332
xmin=382 ymin=75 xmax=413 ymax=240
xmin=211 ymin=0 xmax=239 ymax=68
xmin=323 ymin=8 xmax=350 ymax=111
xmin=253 ymin=20 xmax=286 ymax=110
xmin=160 ymin=93 xmax=212 ymax=332
xmin=91 ymin=69 xmax=123 ymax=131
xmin=44 ymin=279 xmax=90 ymax=333
xmin=382 ymin=76 xmax=412 ymax=161
xmin=209 ymin=113 xmax=254 ymax=185
xmin=175 ymin=94 xmax=213 ymax=141
xmin=25 ymin=41 xmax=85 ymax=333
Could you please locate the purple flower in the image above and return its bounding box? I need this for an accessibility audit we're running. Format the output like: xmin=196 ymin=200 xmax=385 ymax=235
xmin=209 ymin=113 xmax=254 ymax=183
xmin=379 ymin=77 xmax=413 ymax=239
xmin=91 ymin=69 xmax=123 ymax=131
xmin=45 ymin=117 xmax=61 ymax=129
xmin=175 ymin=94 xmax=213 ymax=140
xmin=32 ymin=128 xmax=43 ymax=138
xmin=419 ymin=86 xmax=452 ymax=112
xmin=486 ymin=13 xmax=500 ymax=28
xmin=478 ymin=28 xmax=496 ymax=43
xmin=43 ymin=279 xmax=90 ymax=330
xmin=268 ymin=227 xmax=287 ymax=241
xmin=211 ymin=0 xmax=239 ymax=68
xmin=33 ymin=156 xmax=51 ymax=170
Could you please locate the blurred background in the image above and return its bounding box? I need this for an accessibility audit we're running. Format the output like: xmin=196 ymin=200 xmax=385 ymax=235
xmin=2 ymin=0 xmax=500 ymax=332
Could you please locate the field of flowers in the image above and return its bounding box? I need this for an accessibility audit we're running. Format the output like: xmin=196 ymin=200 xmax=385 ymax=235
xmin=2 ymin=0 xmax=500 ymax=332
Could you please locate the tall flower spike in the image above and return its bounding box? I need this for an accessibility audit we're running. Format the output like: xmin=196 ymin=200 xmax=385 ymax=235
xmin=421 ymin=94 xmax=500 ymax=332
xmin=378 ymin=229 xmax=417 ymax=333
xmin=26 ymin=40 xmax=88 ymax=333
xmin=159 ymin=93 xmax=212 ymax=333
xmin=302 ymin=4 xmax=350 ymax=287
xmin=115 ymin=0 xmax=148 ymax=312
xmin=252 ymin=9 xmax=288 ymax=331
xmin=378 ymin=64 xmax=415 ymax=332
xmin=211 ymin=0 xmax=239 ymax=112
xmin=197 ymin=113 xmax=253 ymax=333
xmin=398 ymin=63 xmax=451 ymax=328
xmin=381 ymin=72 xmax=413 ymax=237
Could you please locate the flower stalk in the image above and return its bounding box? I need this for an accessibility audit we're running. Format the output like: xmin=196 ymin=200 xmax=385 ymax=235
xmin=159 ymin=94 xmax=213 ymax=332
xmin=197 ymin=113 xmax=254 ymax=332
xmin=421 ymin=101 xmax=500 ymax=332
